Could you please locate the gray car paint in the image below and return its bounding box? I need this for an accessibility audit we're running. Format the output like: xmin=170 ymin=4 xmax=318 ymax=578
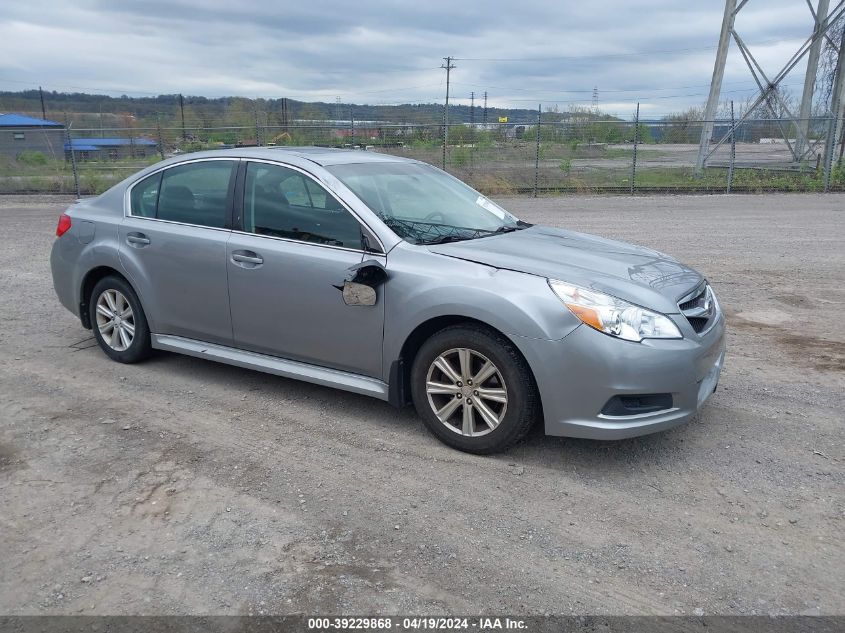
xmin=227 ymin=232 xmax=384 ymax=377
xmin=119 ymin=215 xmax=234 ymax=346
xmin=50 ymin=147 xmax=725 ymax=441
xmin=427 ymin=226 xmax=703 ymax=316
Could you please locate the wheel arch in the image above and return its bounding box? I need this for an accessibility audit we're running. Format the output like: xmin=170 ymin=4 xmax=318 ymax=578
xmin=388 ymin=315 xmax=540 ymax=411
xmin=79 ymin=266 xmax=133 ymax=330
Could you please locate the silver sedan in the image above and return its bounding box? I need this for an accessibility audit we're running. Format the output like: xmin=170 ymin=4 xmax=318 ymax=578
xmin=51 ymin=148 xmax=725 ymax=454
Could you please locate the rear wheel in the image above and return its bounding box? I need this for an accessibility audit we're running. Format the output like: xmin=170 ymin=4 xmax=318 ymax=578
xmin=89 ymin=276 xmax=152 ymax=364
xmin=410 ymin=325 xmax=539 ymax=454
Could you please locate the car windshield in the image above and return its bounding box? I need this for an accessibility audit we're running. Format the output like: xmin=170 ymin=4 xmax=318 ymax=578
xmin=326 ymin=162 xmax=527 ymax=244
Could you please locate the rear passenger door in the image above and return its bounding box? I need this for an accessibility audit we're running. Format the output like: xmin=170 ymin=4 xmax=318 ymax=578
xmin=119 ymin=159 xmax=237 ymax=345
xmin=226 ymin=160 xmax=385 ymax=378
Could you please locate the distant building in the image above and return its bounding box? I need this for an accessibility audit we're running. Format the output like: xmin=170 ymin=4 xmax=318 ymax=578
xmin=0 ymin=113 xmax=65 ymax=159
xmin=64 ymin=137 xmax=158 ymax=161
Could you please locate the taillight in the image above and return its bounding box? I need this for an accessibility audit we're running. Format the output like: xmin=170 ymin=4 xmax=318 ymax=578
xmin=56 ymin=213 xmax=72 ymax=237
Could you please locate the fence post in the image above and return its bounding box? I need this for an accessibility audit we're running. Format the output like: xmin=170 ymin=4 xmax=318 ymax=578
xmin=64 ymin=115 xmax=80 ymax=198
xmin=630 ymin=103 xmax=640 ymax=195
xmin=179 ymin=94 xmax=187 ymax=142
xmin=727 ymin=101 xmax=736 ymax=194
xmin=442 ymin=104 xmax=447 ymax=170
xmin=533 ymin=104 xmax=541 ymax=198
xmin=823 ymin=115 xmax=835 ymax=192
xmin=156 ymin=116 xmax=165 ymax=160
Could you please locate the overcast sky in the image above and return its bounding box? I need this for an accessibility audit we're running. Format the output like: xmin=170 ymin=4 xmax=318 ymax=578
xmin=0 ymin=0 xmax=829 ymax=117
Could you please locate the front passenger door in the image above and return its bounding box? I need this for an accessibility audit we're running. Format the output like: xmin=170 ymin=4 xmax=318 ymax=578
xmin=226 ymin=161 xmax=385 ymax=378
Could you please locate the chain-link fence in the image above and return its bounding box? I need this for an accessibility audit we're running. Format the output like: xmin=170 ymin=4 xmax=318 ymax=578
xmin=2 ymin=115 xmax=843 ymax=196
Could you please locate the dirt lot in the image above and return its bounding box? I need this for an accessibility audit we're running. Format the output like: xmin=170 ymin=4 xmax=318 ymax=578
xmin=0 ymin=193 xmax=842 ymax=616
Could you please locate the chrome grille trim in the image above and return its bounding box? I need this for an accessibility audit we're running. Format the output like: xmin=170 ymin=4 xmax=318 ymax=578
xmin=678 ymin=282 xmax=718 ymax=335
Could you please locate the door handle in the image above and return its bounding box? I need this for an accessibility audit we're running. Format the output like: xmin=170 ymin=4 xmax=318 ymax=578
xmin=126 ymin=232 xmax=150 ymax=247
xmin=231 ymin=251 xmax=264 ymax=266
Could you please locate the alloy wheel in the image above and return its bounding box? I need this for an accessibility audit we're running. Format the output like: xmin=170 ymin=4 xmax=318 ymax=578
xmin=95 ymin=289 xmax=135 ymax=352
xmin=425 ymin=347 xmax=508 ymax=437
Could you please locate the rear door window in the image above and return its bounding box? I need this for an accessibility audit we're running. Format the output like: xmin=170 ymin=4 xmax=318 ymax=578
xmin=156 ymin=160 xmax=236 ymax=228
xmin=129 ymin=172 xmax=161 ymax=218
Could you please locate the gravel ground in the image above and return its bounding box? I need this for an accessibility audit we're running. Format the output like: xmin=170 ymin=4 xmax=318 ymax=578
xmin=0 ymin=193 xmax=842 ymax=616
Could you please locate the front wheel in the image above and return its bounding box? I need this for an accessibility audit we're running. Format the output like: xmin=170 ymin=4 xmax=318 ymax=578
xmin=410 ymin=325 xmax=540 ymax=454
xmin=89 ymin=276 xmax=152 ymax=364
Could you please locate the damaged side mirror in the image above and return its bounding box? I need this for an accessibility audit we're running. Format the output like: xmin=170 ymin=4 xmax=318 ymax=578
xmin=341 ymin=281 xmax=377 ymax=306
xmin=336 ymin=259 xmax=387 ymax=307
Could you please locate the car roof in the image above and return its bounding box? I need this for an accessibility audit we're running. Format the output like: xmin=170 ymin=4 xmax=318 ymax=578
xmin=175 ymin=146 xmax=417 ymax=167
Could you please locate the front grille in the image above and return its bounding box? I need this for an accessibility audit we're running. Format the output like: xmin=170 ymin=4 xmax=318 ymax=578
xmin=679 ymin=296 xmax=701 ymax=312
xmin=678 ymin=282 xmax=717 ymax=334
xmin=687 ymin=316 xmax=710 ymax=333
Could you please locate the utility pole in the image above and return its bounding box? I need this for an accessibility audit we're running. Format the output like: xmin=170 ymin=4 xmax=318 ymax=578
xmin=441 ymin=56 xmax=456 ymax=169
xmin=797 ymin=0 xmax=829 ymax=160
xmin=39 ymin=86 xmax=46 ymax=120
xmin=696 ymin=0 xmax=737 ymax=175
xmin=483 ymin=91 xmax=488 ymax=126
xmin=179 ymin=93 xmax=186 ymax=142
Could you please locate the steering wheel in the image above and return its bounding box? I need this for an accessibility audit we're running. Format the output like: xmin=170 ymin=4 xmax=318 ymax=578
xmin=423 ymin=211 xmax=445 ymax=223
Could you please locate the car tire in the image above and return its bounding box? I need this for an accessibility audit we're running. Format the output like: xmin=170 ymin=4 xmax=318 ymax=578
xmin=89 ymin=275 xmax=152 ymax=364
xmin=410 ymin=324 xmax=540 ymax=454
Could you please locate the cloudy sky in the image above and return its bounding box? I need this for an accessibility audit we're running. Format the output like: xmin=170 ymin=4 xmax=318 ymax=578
xmin=0 ymin=0 xmax=831 ymax=117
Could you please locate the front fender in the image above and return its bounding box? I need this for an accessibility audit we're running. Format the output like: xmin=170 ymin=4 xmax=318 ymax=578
xmin=382 ymin=246 xmax=581 ymax=378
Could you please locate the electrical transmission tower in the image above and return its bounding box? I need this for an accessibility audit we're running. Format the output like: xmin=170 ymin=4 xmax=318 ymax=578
xmin=696 ymin=0 xmax=845 ymax=174
xmin=591 ymin=86 xmax=599 ymax=112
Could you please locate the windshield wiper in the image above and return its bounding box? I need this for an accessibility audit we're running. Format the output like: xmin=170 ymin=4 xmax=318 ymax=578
xmin=425 ymin=234 xmax=474 ymax=244
xmin=382 ymin=217 xmax=531 ymax=245
xmin=494 ymin=220 xmax=532 ymax=233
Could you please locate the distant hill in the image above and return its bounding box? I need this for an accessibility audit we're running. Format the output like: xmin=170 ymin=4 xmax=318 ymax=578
xmin=0 ymin=90 xmax=615 ymax=130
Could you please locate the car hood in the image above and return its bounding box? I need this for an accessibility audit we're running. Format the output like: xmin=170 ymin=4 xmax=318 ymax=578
xmin=427 ymin=225 xmax=703 ymax=314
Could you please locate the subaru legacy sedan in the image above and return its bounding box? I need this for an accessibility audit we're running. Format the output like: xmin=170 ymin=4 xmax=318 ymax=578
xmin=51 ymin=148 xmax=725 ymax=454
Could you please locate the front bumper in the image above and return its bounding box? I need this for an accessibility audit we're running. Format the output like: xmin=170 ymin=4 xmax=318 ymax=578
xmin=518 ymin=313 xmax=726 ymax=440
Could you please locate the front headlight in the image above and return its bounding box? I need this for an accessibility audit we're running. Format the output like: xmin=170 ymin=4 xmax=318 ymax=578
xmin=549 ymin=280 xmax=682 ymax=342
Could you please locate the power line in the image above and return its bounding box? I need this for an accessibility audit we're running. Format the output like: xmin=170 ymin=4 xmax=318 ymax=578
xmin=450 ymin=78 xmax=799 ymax=95
xmin=451 ymin=36 xmax=809 ymax=63
xmin=453 ymin=45 xmax=721 ymax=62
